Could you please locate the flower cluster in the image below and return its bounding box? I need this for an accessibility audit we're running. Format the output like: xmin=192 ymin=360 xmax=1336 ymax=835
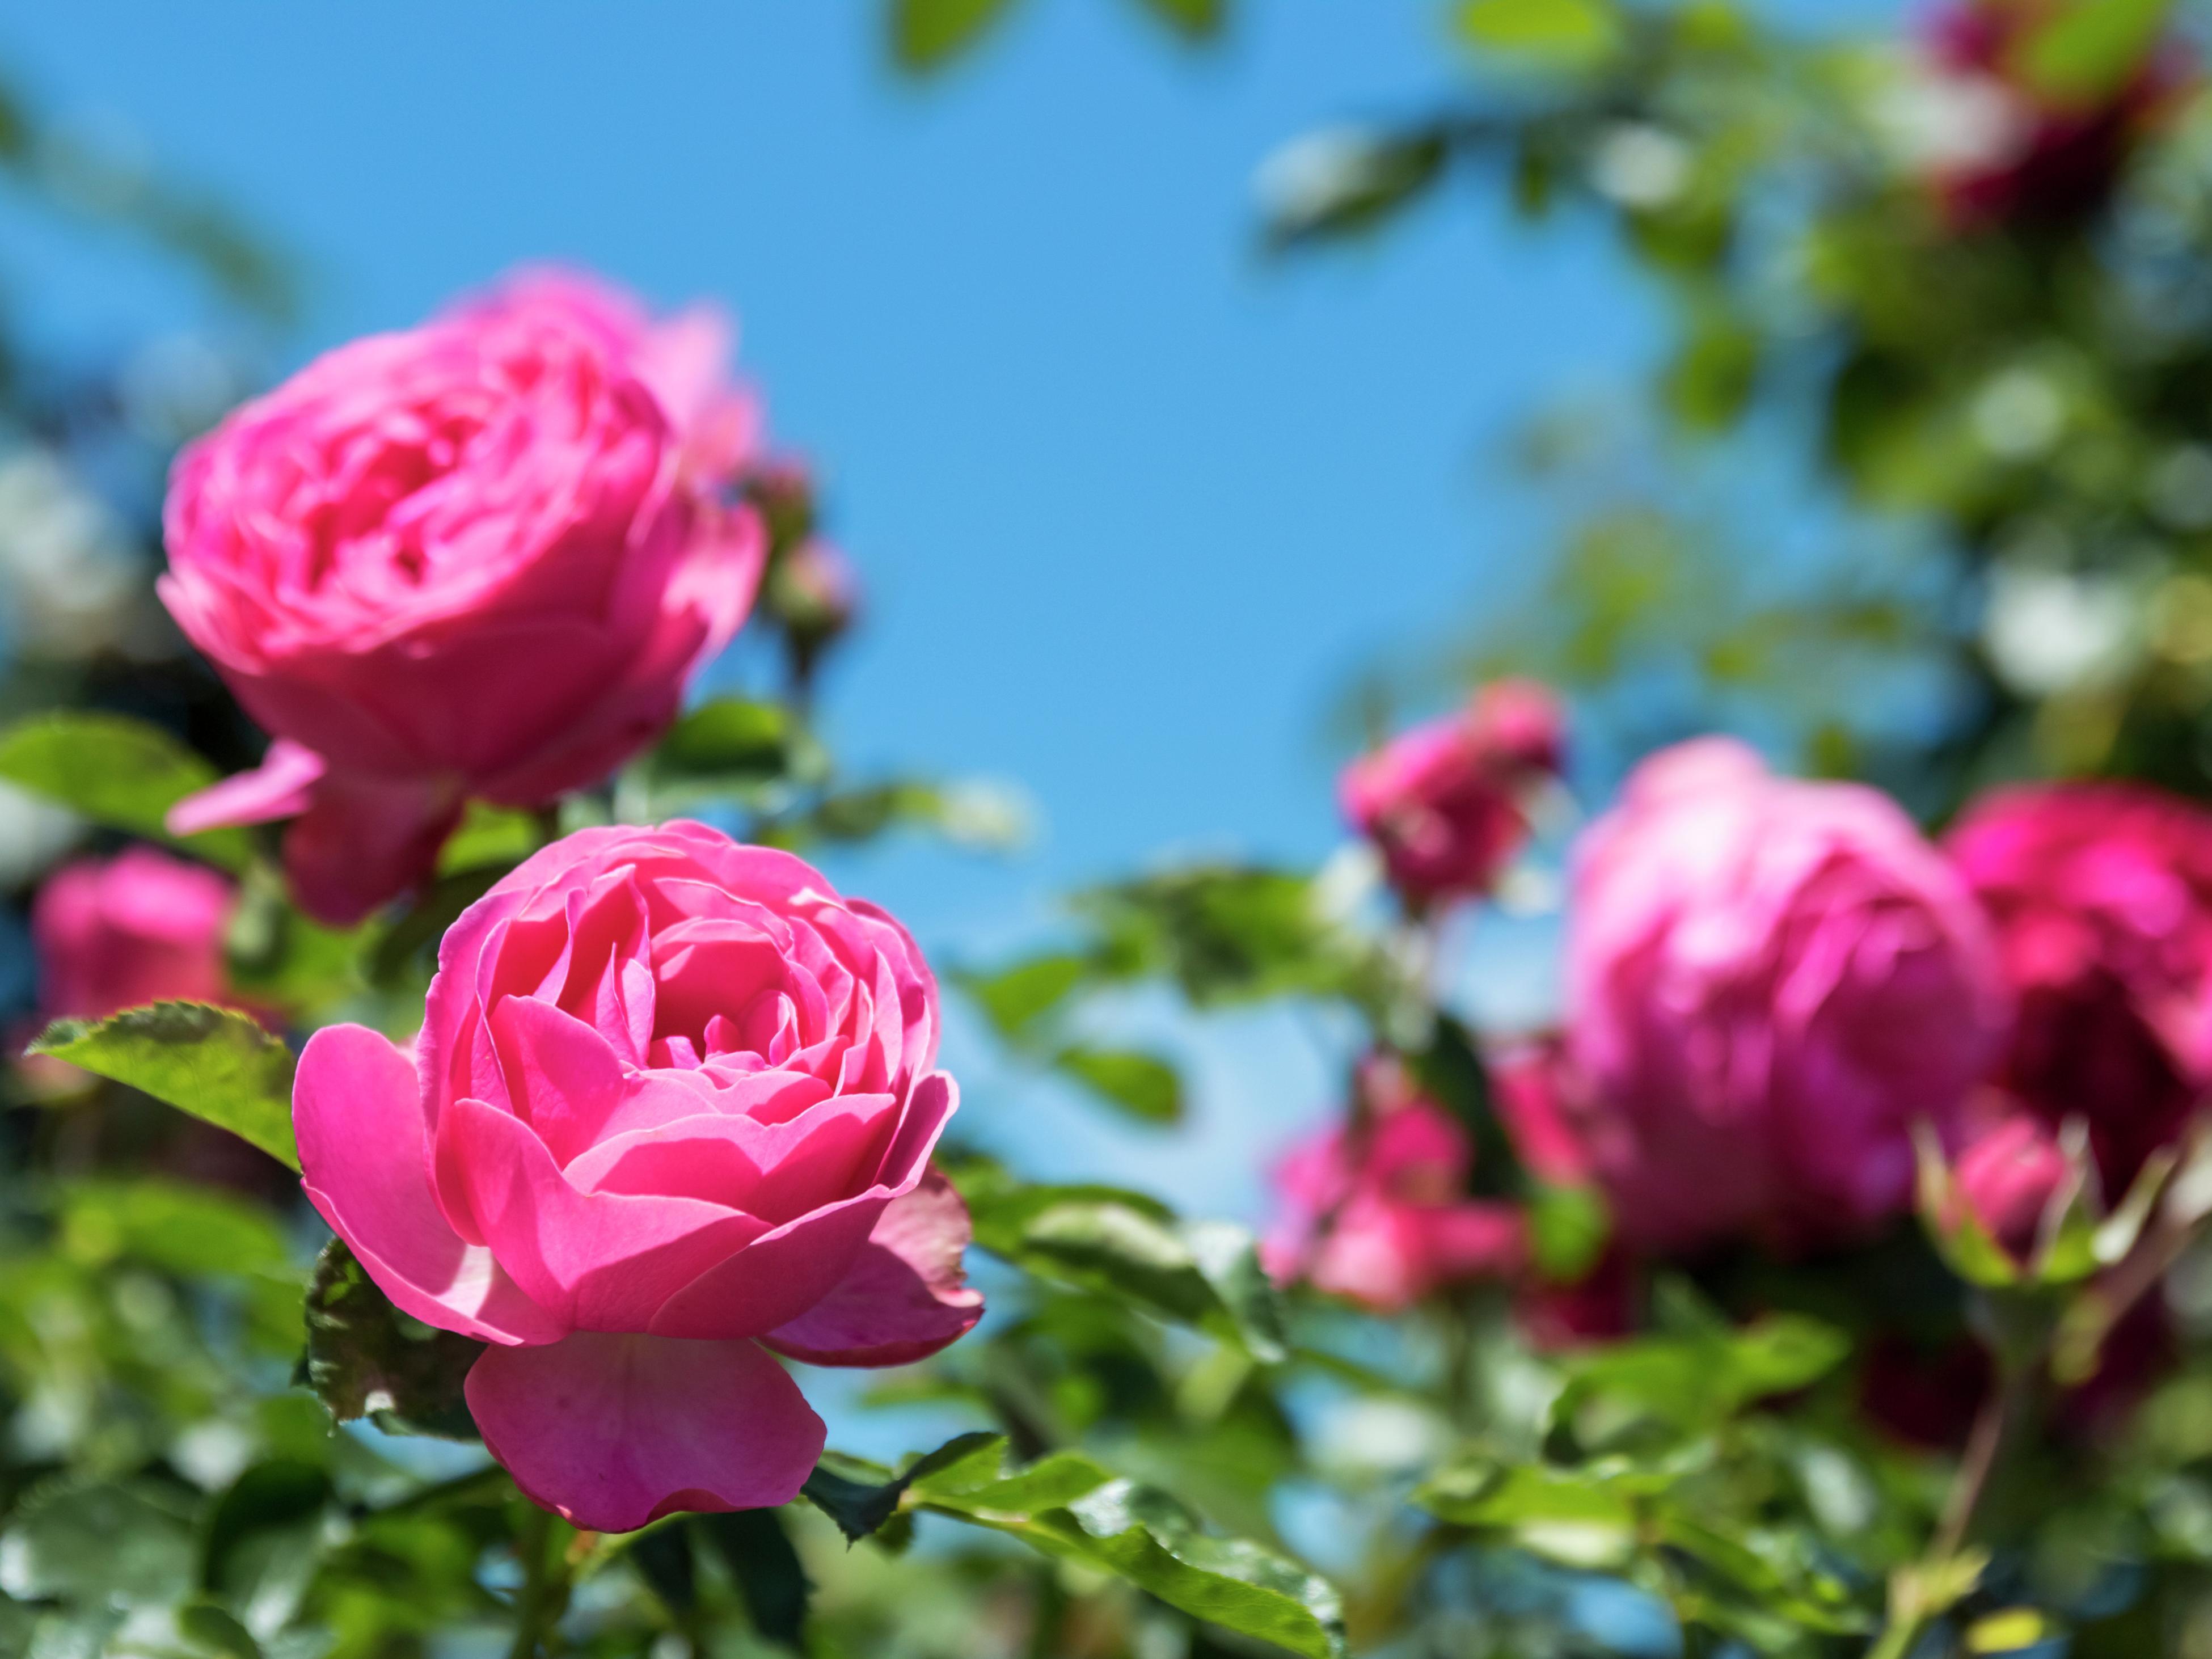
xmin=1277 ymin=710 xmax=2212 ymax=1382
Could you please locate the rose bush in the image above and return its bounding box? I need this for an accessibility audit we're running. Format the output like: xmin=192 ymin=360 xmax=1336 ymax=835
xmin=292 ymin=820 xmax=979 ymax=1531
xmin=1947 ymin=782 xmax=2212 ymax=1190
xmin=161 ymin=272 xmax=766 ymax=925
xmin=31 ymin=847 xmax=234 ymax=1020
xmin=1339 ymin=678 xmax=1563 ymax=909
xmin=1563 ymin=737 xmax=2011 ymax=1252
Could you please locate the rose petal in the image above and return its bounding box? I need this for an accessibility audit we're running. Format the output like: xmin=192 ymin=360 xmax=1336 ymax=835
xmin=467 ymin=1332 xmax=824 ymax=1533
xmin=166 ymin=738 xmax=327 ymax=834
xmin=442 ymin=1097 xmax=769 ymax=1329
xmin=648 ymin=1073 xmax=960 ymax=1341
xmin=280 ymin=771 xmax=466 ymax=927
xmin=294 ymin=1024 xmax=563 ymax=1345
xmin=764 ymin=1168 xmax=983 ymax=1367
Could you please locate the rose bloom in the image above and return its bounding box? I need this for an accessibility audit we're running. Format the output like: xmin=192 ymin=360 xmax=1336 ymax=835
xmin=1564 ymin=738 xmax=2010 ymax=1254
xmin=1261 ymin=1059 xmax=1525 ymax=1312
xmin=1947 ymin=782 xmax=2212 ymax=1190
xmin=293 ymin=822 xmax=980 ymax=1531
xmin=162 ymin=269 xmax=766 ymax=925
xmin=1340 ymin=678 xmax=1565 ymax=907
xmin=32 ymin=847 xmax=234 ymax=1020
xmin=1918 ymin=0 xmax=2192 ymax=229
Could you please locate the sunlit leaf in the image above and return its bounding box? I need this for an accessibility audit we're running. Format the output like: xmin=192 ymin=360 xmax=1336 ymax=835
xmin=28 ymin=1002 xmax=298 ymax=1168
xmin=1054 ymin=1045 xmax=1184 ymax=1125
xmin=0 ymin=711 xmax=251 ymax=869
xmin=1455 ymin=0 xmax=1622 ymax=64
xmin=911 ymin=1440 xmax=1345 ymax=1659
xmin=888 ymin=0 xmax=1021 ymax=73
xmin=1129 ymin=0 xmax=1226 ymax=42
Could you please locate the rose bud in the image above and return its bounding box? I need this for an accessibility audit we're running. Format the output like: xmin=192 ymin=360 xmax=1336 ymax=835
xmin=161 ymin=269 xmax=766 ymax=925
xmin=1950 ymin=1112 xmax=2074 ymax=1267
xmin=292 ymin=822 xmax=980 ymax=1531
xmin=1340 ymin=678 xmax=1566 ymax=910
xmin=1565 ymin=738 xmax=2011 ymax=1255
xmin=1947 ymin=782 xmax=2212 ymax=1193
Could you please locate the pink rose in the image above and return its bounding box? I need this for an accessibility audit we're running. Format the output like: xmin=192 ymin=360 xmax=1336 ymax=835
xmin=1340 ymin=678 xmax=1565 ymax=907
xmin=1564 ymin=738 xmax=2010 ymax=1253
xmin=161 ymin=270 xmax=766 ymax=925
xmin=32 ymin=847 xmax=234 ymax=1020
xmin=1946 ymin=783 xmax=2212 ymax=1190
xmin=1261 ymin=1059 xmax=1525 ymax=1311
xmin=1951 ymin=1112 xmax=2071 ymax=1265
xmin=292 ymin=822 xmax=980 ymax=1532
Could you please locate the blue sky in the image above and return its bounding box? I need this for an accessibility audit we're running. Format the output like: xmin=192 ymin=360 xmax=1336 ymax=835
xmin=1 ymin=1 xmax=1897 ymax=1215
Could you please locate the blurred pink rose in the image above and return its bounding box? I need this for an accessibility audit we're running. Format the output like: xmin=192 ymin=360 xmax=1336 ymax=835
xmin=1565 ymin=738 xmax=2010 ymax=1254
xmin=292 ymin=821 xmax=979 ymax=1531
xmin=161 ymin=269 xmax=766 ymax=925
xmin=1262 ymin=1060 xmax=1525 ymax=1311
xmin=1951 ymin=1112 xmax=2070 ymax=1264
xmin=1340 ymin=678 xmax=1565 ymax=907
xmin=1920 ymin=0 xmax=2192 ymax=229
xmin=32 ymin=847 xmax=234 ymax=1020
xmin=1947 ymin=782 xmax=2212 ymax=1189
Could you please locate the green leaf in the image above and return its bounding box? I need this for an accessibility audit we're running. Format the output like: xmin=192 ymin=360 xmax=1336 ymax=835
xmin=1664 ymin=307 xmax=1761 ymax=432
xmin=693 ymin=1510 xmax=809 ymax=1650
xmin=59 ymin=1179 xmax=293 ymax=1280
xmin=0 ymin=1479 xmax=196 ymax=1607
xmin=1261 ymin=130 xmax=1448 ymax=251
xmin=1413 ymin=1455 xmax=1660 ymax=1538
xmin=627 ymin=1525 xmax=696 ymax=1614
xmin=299 ymin=1239 xmax=483 ymax=1440
xmin=800 ymin=1432 xmax=1006 ymax=1543
xmin=178 ymin=1602 xmax=264 ymax=1659
xmin=199 ymin=1461 xmax=330 ymax=1635
xmin=0 ymin=711 xmax=252 ymax=869
xmin=957 ymin=1165 xmax=1286 ymax=1360
xmin=1527 ymin=1183 xmax=1610 ymax=1282
xmin=649 ymin=696 xmax=826 ymax=796
xmin=28 ymin=1002 xmax=298 ymax=1168
xmin=1074 ymin=864 xmax=1378 ymax=1008
xmin=1454 ymin=0 xmax=1622 ymax=64
xmin=437 ymin=801 xmax=539 ymax=875
xmin=957 ymin=953 xmax=1088 ymax=1039
xmin=1554 ymin=1314 xmax=1849 ymax=1441
xmin=2010 ymin=0 xmax=2170 ymax=108
xmin=913 ymin=1442 xmax=1345 ymax=1659
xmin=889 ymin=0 xmax=1021 ymax=72
xmin=1054 ymin=1046 xmax=1184 ymax=1125
xmin=1129 ymin=0 xmax=1225 ymax=41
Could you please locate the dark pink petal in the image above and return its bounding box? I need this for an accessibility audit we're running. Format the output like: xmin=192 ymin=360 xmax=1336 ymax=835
xmin=764 ymin=1169 xmax=983 ymax=1367
xmin=489 ymin=994 xmax=627 ymax=1162
xmin=649 ymin=1072 xmax=960 ymax=1341
xmin=568 ymin=1093 xmax=898 ymax=1219
xmin=872 ymin=1070 xmax=959 ymax=1192
xmin=441 ymin=1098 xmax=768 ymax=1329
xmin=466 ymin=1331 xmax=823 ymax=1534
xmin=294 ymin=1025 xmax=563 ymax=1345
xmin=166 ymin=738 xmax=326 ymax=834
xmin=648 ymin=1190 xmax=892 ymax=1341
